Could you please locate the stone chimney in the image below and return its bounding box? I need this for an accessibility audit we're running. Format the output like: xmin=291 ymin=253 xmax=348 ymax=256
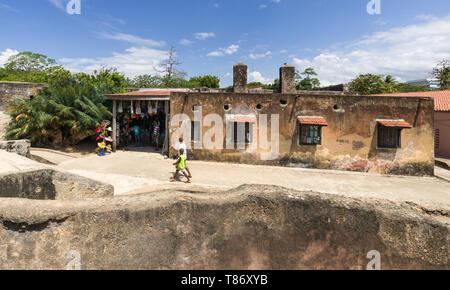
xmin=233 ymin=62 xmax=248 ymax=93
xmin=279 ymin=64 xmax=296 ymax=94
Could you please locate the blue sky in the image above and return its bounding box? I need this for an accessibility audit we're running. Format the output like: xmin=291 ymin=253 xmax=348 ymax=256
xmin=1 ymin=0 xmax=450 ymax=86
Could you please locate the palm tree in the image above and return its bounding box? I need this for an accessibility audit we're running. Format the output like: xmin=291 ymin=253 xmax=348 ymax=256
xmin=6 ymin=79 xmax=112 ymax=147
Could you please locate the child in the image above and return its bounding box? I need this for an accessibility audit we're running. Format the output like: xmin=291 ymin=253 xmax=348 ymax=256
xmin=121 ymin=124 xmax=130 ymax=151
xmin=152 ymin=120 xmax=161 ymax=150
xmin=170 ymin=148 xmax=191 ymax=183
xmin=133 ymin=125 xmax=141 ymax=146
xmin=178 ymin=138 xmax=192 ymax=178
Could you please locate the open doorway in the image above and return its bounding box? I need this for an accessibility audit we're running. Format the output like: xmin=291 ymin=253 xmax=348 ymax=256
xmin=116 ymin=100 xmax=167 ymax=153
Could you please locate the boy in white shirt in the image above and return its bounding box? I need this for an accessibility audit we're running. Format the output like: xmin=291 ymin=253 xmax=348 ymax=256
xmin=178 ymin=138 xmax=192 ymax=178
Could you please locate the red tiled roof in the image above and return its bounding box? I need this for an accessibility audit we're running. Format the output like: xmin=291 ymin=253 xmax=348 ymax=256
xmin=106 ymin=90 xmax=174 ymax=97
xmin=298 ymin=117 xmax=328 ymax=126
xmin=371 ymin=90 xmax=450 ymax=112
xmin=227 ymin=115 xmax=257 ymax=123
xmin=377 ymin=120 xmax=413 ymax=128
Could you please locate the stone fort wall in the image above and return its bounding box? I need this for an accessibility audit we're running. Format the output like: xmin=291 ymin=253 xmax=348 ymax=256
xmin=0 ymin=81 xmax=48 ymax=107
xmin=0 ymin=185 xmax=447 ymax=270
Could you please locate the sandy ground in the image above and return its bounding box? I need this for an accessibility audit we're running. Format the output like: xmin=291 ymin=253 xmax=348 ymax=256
xmin=50 ymin=149 xmax=450 ymax=212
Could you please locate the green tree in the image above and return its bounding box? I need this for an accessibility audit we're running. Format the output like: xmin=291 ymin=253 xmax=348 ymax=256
xmin=247 ymin=82 xmax=264 ymax=89
xmin=4 ymin=52 xmax=57 ymax=72
xmin=189 ymin=75 xmax=220 ymax=88
xmin=132 ymin=74 xmax=164 ymax=88
xmin=395 ymin=83 xmax=430 ymax=93
xmin=161 ymin=75 xmax=190 ymax=88
xmin=0 ymin=67 xmax=8 ymax=80
xmin=349 ymin=73 xmax=433 ymax=94
xmin=432 ymin=60 xmax=450 ymax=89
xmin=349 ymin=74 xmax=394 ymax=95
xmin=296 ymin=68 xmax=321 ymax=90
xmin=262 ymin=79 xmax=280 ymax=91
xmin=6 ymin=78 xmax=112 ymax=147
xmin=4 ymin=64 xmax=125 ymax=147
xmin=73 ymin=68 xmax=128 ymax=95
xmin=0 ymin=51 xmax=68 ymax=83
xmin=384 ymin=75 xmax=396 ymax=85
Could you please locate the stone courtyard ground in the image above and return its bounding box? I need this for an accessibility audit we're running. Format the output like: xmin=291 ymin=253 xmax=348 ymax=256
xmin=28 ymin=147 xmax=450 ymax=214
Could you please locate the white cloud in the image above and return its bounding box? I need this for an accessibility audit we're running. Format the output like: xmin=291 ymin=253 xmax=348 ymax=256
xmin=0 ymin=48 xmax=19 ymax=66
xmin=415 ymin=14 xmax=437 ymax=21
xmin=280 ymin=50 xmax=288 ymax=54
xmin=292 ymin=15 xmax=450 ymax=86
xmin=259 ymin=5 xmax=267 ymax=9
xmin=214 ymin=3 xmax=220 ymax=8
xmin=249 ymin=51 xmax=272 ymax=59
xmin=194 ymin=32 xmax=216 ymax=40
xmin=248 ymin=71 xmax=272 ymax=84
xmin=272 ymin=0 xmax=281 ymax=3
xmin=0 ymin=3 xmax=19 ymax=13
xmin=59 ymin=46 xmax=168 ymax=78
xmin=223 ymin=45 xmax=239 ymax=55
xmin=48 ymin=0 xmax=65 ymax=10
xmin=179 ymin=39 xmax=193 ymax=45
xmin=100 ymin=32 xmax=166 ymax=47
xmin=207 ymin=44 xmax=239 ymax=57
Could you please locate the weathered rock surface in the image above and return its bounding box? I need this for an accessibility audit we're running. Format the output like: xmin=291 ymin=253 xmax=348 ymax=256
xmin=0 ymin=140 xmax=31 ymax=158
xmin=0 ymin=150 xmax=114 ymax=200
xmin=0 ymin=185 xmax=448 ymax=270
xmin=0 ymin=169 xmax=114 ymax=200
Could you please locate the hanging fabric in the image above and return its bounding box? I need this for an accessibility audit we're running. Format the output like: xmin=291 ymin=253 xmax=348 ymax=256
xmin=136 ymin=100 xmax=142 ymax=115
xmin=155 ymin=101 xmax=159 ymax=114
xmin=130 ymin=100 xmax=134 ymax=114
xmin=118 ymin=101 xmax=123 ymax=113
xmin=148 ymin=100 xmax=153 ymax=115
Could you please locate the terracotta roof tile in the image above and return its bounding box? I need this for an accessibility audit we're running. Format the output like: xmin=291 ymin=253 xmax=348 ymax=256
xmin=227 ymin=115 xmax=257 ymax=123
xmin=298 ymin=117 xmax=329 ymax=126
xmin=377 ymin=120 xmax=413 ymax=128
xmin=106 ymin=90 xmax=174 ymax=97
xmin=371 ymin=90 xmax=450 ymax=112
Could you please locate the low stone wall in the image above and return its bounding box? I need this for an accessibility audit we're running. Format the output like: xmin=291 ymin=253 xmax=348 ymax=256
xmin=0 ymin=185 xmax=447 ymax=270
xmin=0 ymin=81 xmax=47 ymax=106
xmin=0 ymin=140 xmax=31 ymax=157
xmin=0 ymin=169 xmax=114 ymax=200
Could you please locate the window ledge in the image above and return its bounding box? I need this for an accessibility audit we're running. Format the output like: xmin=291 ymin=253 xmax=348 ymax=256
xmin=298 ymin=144 xmax=323 ymax=147
xmin=376 ymin=147 xmax=400 ymax=150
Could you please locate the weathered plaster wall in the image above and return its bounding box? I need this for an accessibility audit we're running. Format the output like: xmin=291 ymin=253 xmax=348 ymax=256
xmin=0 ymin=185 xmax=447 ymax=270
xmin=0 ymin=81 xmax=47 ymax=106
xmin=0 ymin=169 xmax=114 ymax=200
xmin=435 ymin=112 xmax=450 ymax=158
xmin=170 ymin=92 xmax=435 ymax=176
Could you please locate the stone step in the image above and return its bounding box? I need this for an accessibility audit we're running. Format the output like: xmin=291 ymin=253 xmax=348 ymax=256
xmin=435 ymin=166 xmax=450 ymax=183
